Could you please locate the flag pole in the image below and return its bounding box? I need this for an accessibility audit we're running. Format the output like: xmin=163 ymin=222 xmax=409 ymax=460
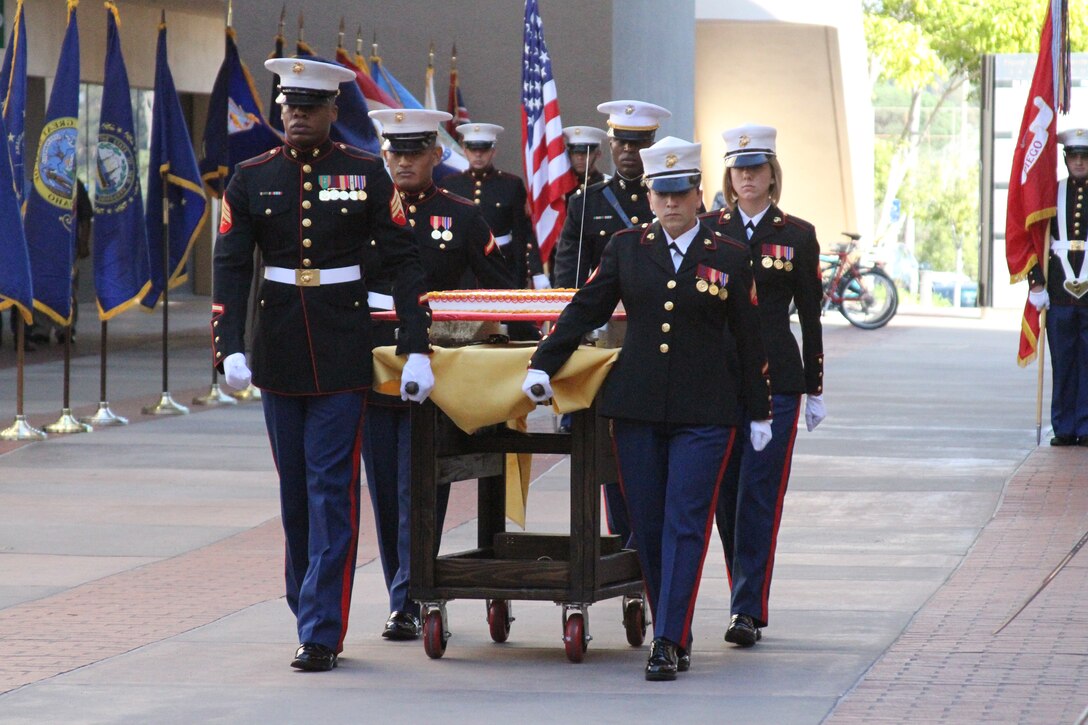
xmin=1035 ymin=235 xmax=1052 ymax=445
xmin=0 ymin=317 xmax=48 ymax=440
xmin=44 ymin=285 xmax=91 ymax=433
xmin=81 ymin=319 xmax=128 ymax=425
xmin=143 ymin=188 xmax=188 ymax=415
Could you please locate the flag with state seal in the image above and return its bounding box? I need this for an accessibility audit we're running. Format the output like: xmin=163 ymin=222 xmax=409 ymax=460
xmin=93 ymin=2 xmax=151 ymax=319
xmin=200 ymin=26 xmax=282 ymax=197
xmin=142 ymin=13 xmax=209 ymax=311
xmin=1 ymin=0 xmax=28 ymax=204
xmin=23 ymin=0 xmax=80 ymax=324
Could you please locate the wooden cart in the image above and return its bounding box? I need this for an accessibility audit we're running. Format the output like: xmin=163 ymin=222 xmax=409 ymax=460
xmin=409 ymin=398 xmax=646 ymax=662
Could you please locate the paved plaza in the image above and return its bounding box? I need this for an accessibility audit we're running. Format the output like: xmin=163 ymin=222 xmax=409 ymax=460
xmin=0 ymin=298 xmax=1085 ymax=724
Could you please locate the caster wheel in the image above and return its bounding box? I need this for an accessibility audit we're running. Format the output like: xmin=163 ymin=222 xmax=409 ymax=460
xmin=487 ymin=599 xmax=511 ymax=643
xmin=623 ymin=597 xmax=647 ymax=647
xmin=423 ymin=609 xmax=447 ymax=659
xmin=563 ymin=613 xmax=587 ymax=663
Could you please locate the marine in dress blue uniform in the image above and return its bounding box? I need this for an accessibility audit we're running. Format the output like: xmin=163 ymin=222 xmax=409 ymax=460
xmin=551 ymin=101 xmax=671 ymax=544
xmin=523 ymin=137 xmax=773 ymax=681
xmin=363 ymin=108 xmax=525 ymax=640
xmin=562 ymin=125 xmax=608 ymax=202
xmin=1027 ymin=125 xmax=1088 ymax=446
xmin=212 ymin=59 xmax=434 ymax=671
xmin=702 ymin=124 xmax=826 ymax=647
xmin=438 ymin=123 xmax=548 ymax=293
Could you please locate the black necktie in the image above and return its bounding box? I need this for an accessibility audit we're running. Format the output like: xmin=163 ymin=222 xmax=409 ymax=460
xmin=745 ymin=221 xmax=756 ymax=239
xmin=669 ymin=242 xmax=683 ymax=270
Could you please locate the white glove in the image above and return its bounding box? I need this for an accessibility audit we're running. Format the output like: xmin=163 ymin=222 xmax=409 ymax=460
xmin=400 ymin=353 xmax=434 ymax=403
xmin=805 ymin=394 xmax=826 ymax=432
xmin=749 ymin=420 xmax=772 ymax=452
xmin=1028 ymin=287 xmax=1050 ymax=311
xmin=522 ymin=368 xmax=553 ymax=403
xmin=532 ymin=273 xmax=552 ymax=290
xmin=223 ymin=352 xmax=252 ymax=390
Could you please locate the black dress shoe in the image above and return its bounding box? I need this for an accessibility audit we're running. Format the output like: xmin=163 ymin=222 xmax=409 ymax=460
xmin=382 ymin=610 xmax=421 ymax=640
xmin=291 ymin=642 xmax=337 ymax=671
xmin=677 ymin=646 xmax=690 ymax=672
xmin=645 ymin=638 xmax=678 ymax=681
xmin=1051 ymin=435 xmax=1078 ymax=446
xmin=725 ymin=614 xmax=762 ymax=647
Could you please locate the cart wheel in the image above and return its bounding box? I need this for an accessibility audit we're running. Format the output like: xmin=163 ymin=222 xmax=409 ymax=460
xmin=623 ymin=597 xmax=647 ymax=647
xmin=423 ymin=609 xmax=447 ymax=659
xmin=563 ymin=613 xmax=587 ymax=663
xmin=488 ymin=599 xmax=511 ymax=643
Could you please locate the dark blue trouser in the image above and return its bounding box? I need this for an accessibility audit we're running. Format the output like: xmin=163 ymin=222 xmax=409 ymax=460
xmin=1047 ymin=304 xmax=1088 ymax=438
xmin=716 ymin=394 xmax=801 ymax=628
xmin=262 ymin=390 xmax=365 ymax=653
xmin=361 ymin=395 xmax=450 ymax=619
xmin=613 ymin=419 xmax=735 ymax=651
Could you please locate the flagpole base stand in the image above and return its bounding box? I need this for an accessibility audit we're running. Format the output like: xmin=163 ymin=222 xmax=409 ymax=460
xmin=143 ymin=392 xmax=190 ymax=416
xmin=45 ymin=409 xmax=93 ymax=434
xmin=0 ymin=416 xmax=48 ymax=441
xmin=192 ymin=384 xmax=238 ymax=407
xmin=230 ymin=384 xmax=262 ymax=403
xmin=80 ymin=402 xmax=129 ymax=427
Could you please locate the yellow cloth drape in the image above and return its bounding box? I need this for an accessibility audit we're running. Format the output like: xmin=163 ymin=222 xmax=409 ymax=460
xmin=372 ymin=344 xmax=619 ymax=526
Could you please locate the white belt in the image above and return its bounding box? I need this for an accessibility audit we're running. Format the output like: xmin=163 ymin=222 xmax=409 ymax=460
xmin=264 ymin=265 xmax=361 ymax=287
xmin=494 ymin=233 xmax=513 ymax=247
xmin=367 ymin=292 xmax=394 ymax=310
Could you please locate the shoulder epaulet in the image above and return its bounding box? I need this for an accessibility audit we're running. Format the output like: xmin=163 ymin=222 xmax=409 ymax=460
xmin=585 ymin=178 xmax=610 ymax=194
xmin=612 ymin=225 xmax=643 ymax=239
xmin=783 ymin=213 xmax=815 ymax=231
xmin=337 ymin=142 xmax=379 ymax=162
xmin=439 ymin=187 xmax=476 ymax=208
xmin=239 ymin=146 xmax=280 ymax=167
xmin=711 ymin=229 xmax=747 ymax=251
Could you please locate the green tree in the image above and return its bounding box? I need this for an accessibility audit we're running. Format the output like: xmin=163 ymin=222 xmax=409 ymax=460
xmin=865 ymin=0 xmax=1088 ymax=242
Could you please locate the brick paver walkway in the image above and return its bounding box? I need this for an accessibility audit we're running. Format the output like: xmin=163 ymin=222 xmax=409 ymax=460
xmin=828 ymin=446 xmax=1088 ymax=724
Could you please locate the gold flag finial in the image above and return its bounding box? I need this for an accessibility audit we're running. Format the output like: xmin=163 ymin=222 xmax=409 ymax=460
xmin=451 ymin=43 xmax=458 ymax=69
xmin=297 ymin=11 xmax=304 ymax=44
xmin=277 ymin=4 xmax=285 ymax=36
xmin=428 ymin=41 xmax=435 ymax=68
xmin=226 ymin=0 xmax=233 ymax=29
xmin=337 ymin=17 xmax=345 ymax=49
xmin=355 ymin=25 xmax=364 ymax=57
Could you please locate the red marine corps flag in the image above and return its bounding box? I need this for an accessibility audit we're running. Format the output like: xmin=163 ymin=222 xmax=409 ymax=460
xmin=1005 ymin=1 xmax=1070 ymax=367
xmin=521 ymin=0 xmax=575 ymax=265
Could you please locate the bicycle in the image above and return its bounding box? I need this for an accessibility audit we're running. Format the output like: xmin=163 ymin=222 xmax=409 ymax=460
xmin=802 ymin=232 xmax=898 ymax=329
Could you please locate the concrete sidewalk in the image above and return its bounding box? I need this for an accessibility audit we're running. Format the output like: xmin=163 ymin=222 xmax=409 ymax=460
xmin=0 ymin=303 xmax=1085 ymax=723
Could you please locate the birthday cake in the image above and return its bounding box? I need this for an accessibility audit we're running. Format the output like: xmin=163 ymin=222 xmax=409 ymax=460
xmin=425 ymin=289 xmax=578 ymax=316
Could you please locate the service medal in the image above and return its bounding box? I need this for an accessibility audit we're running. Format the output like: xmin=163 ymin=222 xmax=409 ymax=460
xmin=359 ymin=191 xmax=367 ymax=201
xmin=785 ymin=261 xmax=793 ymax=271
xmin=709 ymin=284 xmax=720 ymax=296
xmin=696 ymin=279 xmax=709 ymax=293
xmin=431 ymin=229 xmax=443 ymax=240
xmin=719 ymin=288 xmax=729 ymax=300
xmin=318 ymin=190 xmax=329 ymax=201
xmin=762 ymin=257 xmax=773 ymax=268
xmin=339 ymin=190 xmax=350 ymax=201
xmin=349 ymin=190 xmax=359 ymax=201
xmin=442 ymin=230 xmax=454 ymax=242
xmin=774 ymin=259 xmax=784 ymax=270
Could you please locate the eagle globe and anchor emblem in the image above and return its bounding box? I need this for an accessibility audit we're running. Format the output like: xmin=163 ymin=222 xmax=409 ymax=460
xmin=33 ymin=117 xmax=79 ymax=208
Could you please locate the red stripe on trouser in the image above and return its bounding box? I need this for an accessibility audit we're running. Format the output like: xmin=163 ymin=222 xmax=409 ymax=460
xmin=335 ymin=405 xmax=366 ymax=653
xmin=680 ymin=428 xmax=736 ymax=648
xmin=610 ymin=432 xmax=653 ymax=617
xmin=758 ymin=403 xmax=800 ymax=624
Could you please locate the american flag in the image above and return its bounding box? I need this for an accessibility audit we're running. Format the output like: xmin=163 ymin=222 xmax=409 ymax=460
xmin=521 ymin=0 xmax=575 ymax=263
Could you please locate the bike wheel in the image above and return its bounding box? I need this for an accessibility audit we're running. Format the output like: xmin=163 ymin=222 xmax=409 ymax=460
xmin=838 ymin=267 xmax=897 ymax=329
